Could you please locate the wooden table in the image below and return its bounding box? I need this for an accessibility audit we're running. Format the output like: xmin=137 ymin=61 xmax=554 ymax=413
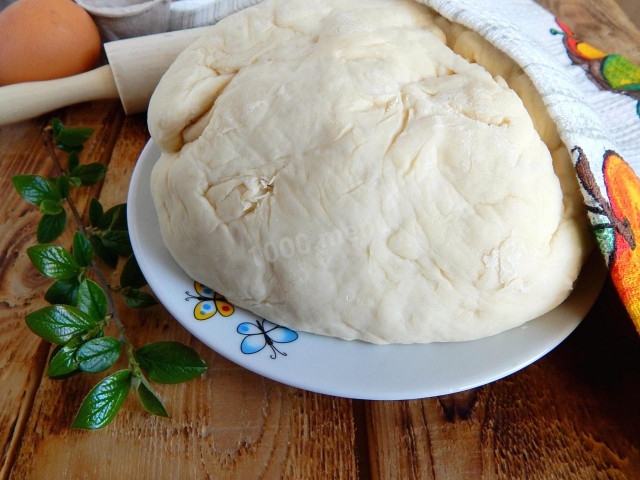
xmin=1 ymin=1 xmax=640 ymax=478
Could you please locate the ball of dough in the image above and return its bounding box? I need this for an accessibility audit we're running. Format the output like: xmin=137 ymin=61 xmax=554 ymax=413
xmin=148 ymin=0 xmax=591 ymax=343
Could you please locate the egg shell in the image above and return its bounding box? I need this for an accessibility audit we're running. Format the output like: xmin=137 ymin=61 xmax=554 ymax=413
xmin=0 ymin=0 xmax=102 ymax=86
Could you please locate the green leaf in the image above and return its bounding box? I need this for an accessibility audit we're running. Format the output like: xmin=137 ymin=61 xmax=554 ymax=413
xmin=37 ymin=210 xmax=67 ymax=243
xmin=135 ymin=342 xmax=207 ymax=384
xmin=98 ymin=204 xmax=127 ymax=231
xmin=48 ymin=370 xmax=79 ymax=380
xmin=102 ymin=230 xmax=132 ymax=257
xmin=72 ymin=370 xmax=131 ymax=430
xmin=47 ymin=339 xmax=81 ymax=377
xmin=77 ymin=279 xmax=108 ymax=321
xmin=56 ymin=127 xmax=93 ymax=148
xmin=11 ymin=174 xmax=60 ymax=206
xmin=72 ymin=232 xmax=93 ymax=267
xmin=68 ymin=176 xmax=82 ymax=188
xmin=120 ymin=255 xmax=147 ymax=289
xmin=45 ymin=278 xmax=80 ymax=305
xmin=136 ymin=379 xmax=168 ymax=417
xmin=89 ymin=236 xmax=118 ymax=268
xmin=57 ymin=144 xmax=83 ymax=154
xmin=89 ymin=198 xmax=103 ymax=227
xmin=39 ymin=199 xmax=63 ymax=215
xmin=25 ymin=305 xmax=96 ymax=344
xmin=51 ymin=118 xmax=63 ymax=136
xmin=27 ymin=244 xmax=80 ymax=279
xmin=123 ymin=289 xmax=158 ymax=309
xmin=56 ymin=176 xmax=70 ymax=198
xmin=67 ymin=151 xmax=79 ymax=173
xmin=70 ymin=163 xmax=107 ymax=186
xmin=47 ymin=345 xmax=80 ymax=380
xmin=76 ymin=337 xmax=121 ymax=373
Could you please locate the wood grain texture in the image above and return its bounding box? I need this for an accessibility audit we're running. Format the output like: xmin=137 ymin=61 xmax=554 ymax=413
xmin=366 ymin=281 xmax=640 ymax=479
xmin=538 ymin=0 xmax=640 ymax=63
xmin=0 ymin=102 xmax=123 ymax=480
xmin=617 ymin=0 xmax=640 ymax=28
xmin=6 ymin=113 xmax=360 ymax=480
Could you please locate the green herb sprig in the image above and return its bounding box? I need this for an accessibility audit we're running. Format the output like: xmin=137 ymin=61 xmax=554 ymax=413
xmin=12 ymin=119 xmax=207 ymax=430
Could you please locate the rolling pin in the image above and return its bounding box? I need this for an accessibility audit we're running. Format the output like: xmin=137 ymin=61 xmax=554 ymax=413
xmin=0 ymin=26 xmax=211 ymax=126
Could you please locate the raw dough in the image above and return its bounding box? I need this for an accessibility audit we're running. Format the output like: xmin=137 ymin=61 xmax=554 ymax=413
xmin=148 ymin=0 xmax=591 ymax=343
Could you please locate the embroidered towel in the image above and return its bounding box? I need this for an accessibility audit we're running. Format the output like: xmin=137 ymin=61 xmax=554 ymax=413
xmin=419 ymin=0 xmax=640 ymax=333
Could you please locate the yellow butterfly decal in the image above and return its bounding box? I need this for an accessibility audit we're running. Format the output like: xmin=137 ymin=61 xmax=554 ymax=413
xmin=185 ymin=281 xmax=235 ymax=320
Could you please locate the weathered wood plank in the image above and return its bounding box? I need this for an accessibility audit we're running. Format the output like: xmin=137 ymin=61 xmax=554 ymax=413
xmin=7 ymin=115 xmax=360 ymax=480
xmin=366 ymin=281 xmax=640 ymax=479
xmin=0 ymin=101 xmax=124 ymax=479
xmin=540 ymin=0 xmax=640 ymax=63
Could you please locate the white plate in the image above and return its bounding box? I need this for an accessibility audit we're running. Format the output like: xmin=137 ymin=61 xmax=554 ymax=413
xmin=128 ymin=140 xmax=606 ymax=400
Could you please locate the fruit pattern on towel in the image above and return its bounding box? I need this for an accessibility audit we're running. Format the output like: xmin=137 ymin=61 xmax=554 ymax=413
xmin=574 ymin=147 xmax=640 ymax=333
xmin=551 ymin=19 xmax=640 ymax=118
xmin=185 ymin=281 xmax=298 ymax=358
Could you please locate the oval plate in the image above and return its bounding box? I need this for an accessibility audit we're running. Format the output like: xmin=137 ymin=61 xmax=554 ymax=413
xmin=128 ymin=140 xmax=605 ymax=400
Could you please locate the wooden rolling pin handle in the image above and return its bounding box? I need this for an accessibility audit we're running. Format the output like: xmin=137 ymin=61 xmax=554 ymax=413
xmin=0 ymin=65 xmax=119 ymax=127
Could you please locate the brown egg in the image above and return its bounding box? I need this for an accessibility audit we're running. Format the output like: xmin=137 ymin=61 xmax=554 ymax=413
xmin=0 ymin=0 xmax=102 ymax=86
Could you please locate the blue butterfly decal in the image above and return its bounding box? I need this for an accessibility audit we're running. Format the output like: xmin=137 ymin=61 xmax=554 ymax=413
xmin=237 ymin=318 xmax=298 ymax=359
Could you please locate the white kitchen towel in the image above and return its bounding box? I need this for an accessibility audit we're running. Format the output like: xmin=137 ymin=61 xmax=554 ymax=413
xmin=173 ymin=0 xmax=640 ymax=332
xmin=419 ymin=0 xmax=640 ymax=331
xmin=169 ymin=0 xmax=264 ymax=30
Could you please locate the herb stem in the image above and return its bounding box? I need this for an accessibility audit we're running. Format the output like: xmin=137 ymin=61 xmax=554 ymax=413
xmin=42 ymin=129 xmax=140 ymax=373
xmin=42 ymin=130 xmax=87 ymax=230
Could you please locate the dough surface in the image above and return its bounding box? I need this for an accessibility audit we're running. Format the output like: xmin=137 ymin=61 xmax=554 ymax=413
xmin=148 ymin=0 xmax=591 ymax=343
